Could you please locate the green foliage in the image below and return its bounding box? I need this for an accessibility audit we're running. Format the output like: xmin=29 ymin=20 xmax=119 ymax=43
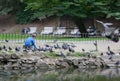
xmin=0 ymin=0 xmax=21 ymax=15
xmin=107 ymin=12 xmax=120 ymax=20
xmin=16 ymin=10 xmax=35 ymax=24
xmin=23 ymin=0 xmax=108 ymax=19
xmin=1 ymin=0 xmax=120 ymax=24
xmin=0 ymin=8 xmax=13 ymax=15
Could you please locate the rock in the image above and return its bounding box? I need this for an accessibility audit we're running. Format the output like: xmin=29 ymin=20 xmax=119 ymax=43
xmin=36 ymin=59 xmax=49 ymax=69
xmin=72 ymin=59 xmax=79 ymax=67
xmin=63 ymin=58 xmax=73 ymax=65
xmin=25 ymin=59 xmax=37 ymax=64
xmin=55 ymin=60 xmax=70 ymax=68
xmin=0 ymin=55 xmax=4 ymax=60
xmin=3 ymin=54 xmax=11 ymax=59
xmin=12 ymin=63 xmax=20 ymax=70
xmin=11 ymin=54 xmax=20 ymax=59
xmin=21 ymin=64 xmax=34 ymax=67
xmin=60 ymin=62 xmax=70 ymax=68
xmin=78 ymin=63 xmax=86 ymax=69
xmin=20 ymin=66 xmax=33 ymax=70
xmin=8 ymin=59 xmax=18 ymax=63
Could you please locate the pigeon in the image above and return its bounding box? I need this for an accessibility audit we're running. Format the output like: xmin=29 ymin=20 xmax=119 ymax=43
xmin=37 ymin=46 xmax=43 ymax=51
xmin=56 ymin=43 xmax=61 ymax=49
xmin=108 ymin=46 xmax=110 ymax=51
xmin=8 ymin=46 xmax=12 ymax=51
xmin=109 ymin=50 xmax=115 ymax=55
xmin=107 ymin=46 xmax=115 ymax=55
xmin=45 ymin=44 xmax=50 ymax=47
xmin=69 ymin=47 xmax=75 ymax=53
xmin=48 ymin=47 xmax=53 ymax=52
xmin=82 ymin=48 xmax=85 ymax=52
xmin=60 ymin=51 xmax=66 ymax=58
xmin=15 ymin=47 xmax=20 ymax=52
xmin=100 ymin=53 xmax=103 ymax=56
xmin=93 ymin=41 xmax=97 ymax=46
xmin=62 ymin=43 xmax=68 ymax=50
xmin=5 ymin=40 xmax=9 ymax=42
xmin=3 ymin=45 xmax=7 ymax=51
xmin=3 ymin=45 xmax=6 ymax=50
xmin=115 ymin=61 xmax=120 ymax=66
xmin=54 ymin=44 xmax=58 ymax=49
xmin=42 ymin=47 xmax=47 ymax=52
xmin=109 ymin=56 xmax=114 ymax=61
xmin=71 ymin=43 xmax=76 ymax=48
xmin=106 ymin=52 xmax=111 ymax=55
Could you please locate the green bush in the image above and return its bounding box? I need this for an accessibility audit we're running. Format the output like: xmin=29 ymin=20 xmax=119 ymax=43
xmin=16 ymin=10 xmax=36 ymax=24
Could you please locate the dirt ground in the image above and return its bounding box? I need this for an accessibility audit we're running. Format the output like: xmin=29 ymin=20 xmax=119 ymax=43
xmin=0 ymin=14 xmax=58 ymax=33
xmin=1 ymin=40 xmax=120 ymax=54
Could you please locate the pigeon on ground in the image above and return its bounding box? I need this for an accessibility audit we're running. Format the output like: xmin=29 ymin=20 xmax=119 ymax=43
xmin=62 ymin=43 xmax=68 ymax=50
xmin=8 ymin=46 xmax=12 ymax=51
xmin=45 ymin=44 xmax=50 ymax=47
xmin=56 ymin=43 xmax=61 ymax=49
xmin=109 ymin=56 xmax=114 ymax=61
xmin=71 ymin=43 xmax=76 ymax=48
xmin=15 ymin=47 xmax=20 ymax=52
xmin=3 ymin=45 xmax=6 ymax=50
xmin=54 ymin=44 xmax=58 ymax=49
xmin=69 ymin=47 xmax=75 ymax=53
xmin=60 ymin=51 xmax=66 ymax=58
xmin=115 ymin=61 xmax=120 ymax=66
xmin=5 ymin=40 xmax=9 ymax=42
xmin=82 ymin=48 xmax=85 ymax=52
xmin=48 ymin=47 xmax=53 ymax=52
xmin=107 ymin=46 xmax=115 ymax=55
xmin=37 ymin=46 xmax=43 ymax=52
xmin=93 ymin=41 xmax=97 ymax=46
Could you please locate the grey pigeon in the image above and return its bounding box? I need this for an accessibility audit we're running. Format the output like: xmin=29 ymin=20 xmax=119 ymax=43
xmin=8 ymin=46 xmax=12 ymax=51
xmin=15 ymin=47 xmax=20 ymax=52
xmin=69 ymin=47 xmax=75 ymax=53
xmin=60 ymin=51 xmax=66 ymax=58
xmin=115 ymin=61 xmax=120 ymax=66
xmin=82 ymin=48 xmax=85 ymax=52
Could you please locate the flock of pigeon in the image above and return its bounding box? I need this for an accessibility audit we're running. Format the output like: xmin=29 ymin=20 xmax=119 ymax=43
xmin=100 ymin=46 xmax=120 ymax=66
xmin=1 ymin=39 xmax=120 ymax=59
xmin=0 ymin=42 xmax=78 ymax=58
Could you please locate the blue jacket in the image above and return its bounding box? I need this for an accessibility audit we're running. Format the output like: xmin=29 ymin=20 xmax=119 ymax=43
xmin=24 ymin=37 xmax=37 ymax=49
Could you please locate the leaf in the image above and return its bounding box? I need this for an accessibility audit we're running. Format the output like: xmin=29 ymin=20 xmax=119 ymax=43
xmin=0 ymin=7 xmax=13 ymax=15
xmin=94 ymin=2 xmax=106 ymax=6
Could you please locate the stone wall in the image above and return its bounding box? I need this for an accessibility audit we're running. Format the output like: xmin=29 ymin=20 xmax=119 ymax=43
xmin=0 ymin=53 xmax=108 ymax=70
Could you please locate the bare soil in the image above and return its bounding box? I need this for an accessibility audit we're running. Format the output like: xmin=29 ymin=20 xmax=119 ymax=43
xmin=0 ymin=14 xmax=59 ymax=33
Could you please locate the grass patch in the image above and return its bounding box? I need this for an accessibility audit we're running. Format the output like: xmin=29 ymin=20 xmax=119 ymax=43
xmin=44 ymin=52 xmax=60 ymax=58
xmin=68 ymin=52 xmax=86 ymax=57
xmin=0 ymin=50 xmax=14 ymax=55
xmin=0 ymin=34 xmax=112 ymax=42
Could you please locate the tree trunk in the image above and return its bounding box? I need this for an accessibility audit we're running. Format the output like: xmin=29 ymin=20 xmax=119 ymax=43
xmin=73 ymin=17 xmax=88 ymax=37
xmin=57 ymin=16 xmax=62 ymax=27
